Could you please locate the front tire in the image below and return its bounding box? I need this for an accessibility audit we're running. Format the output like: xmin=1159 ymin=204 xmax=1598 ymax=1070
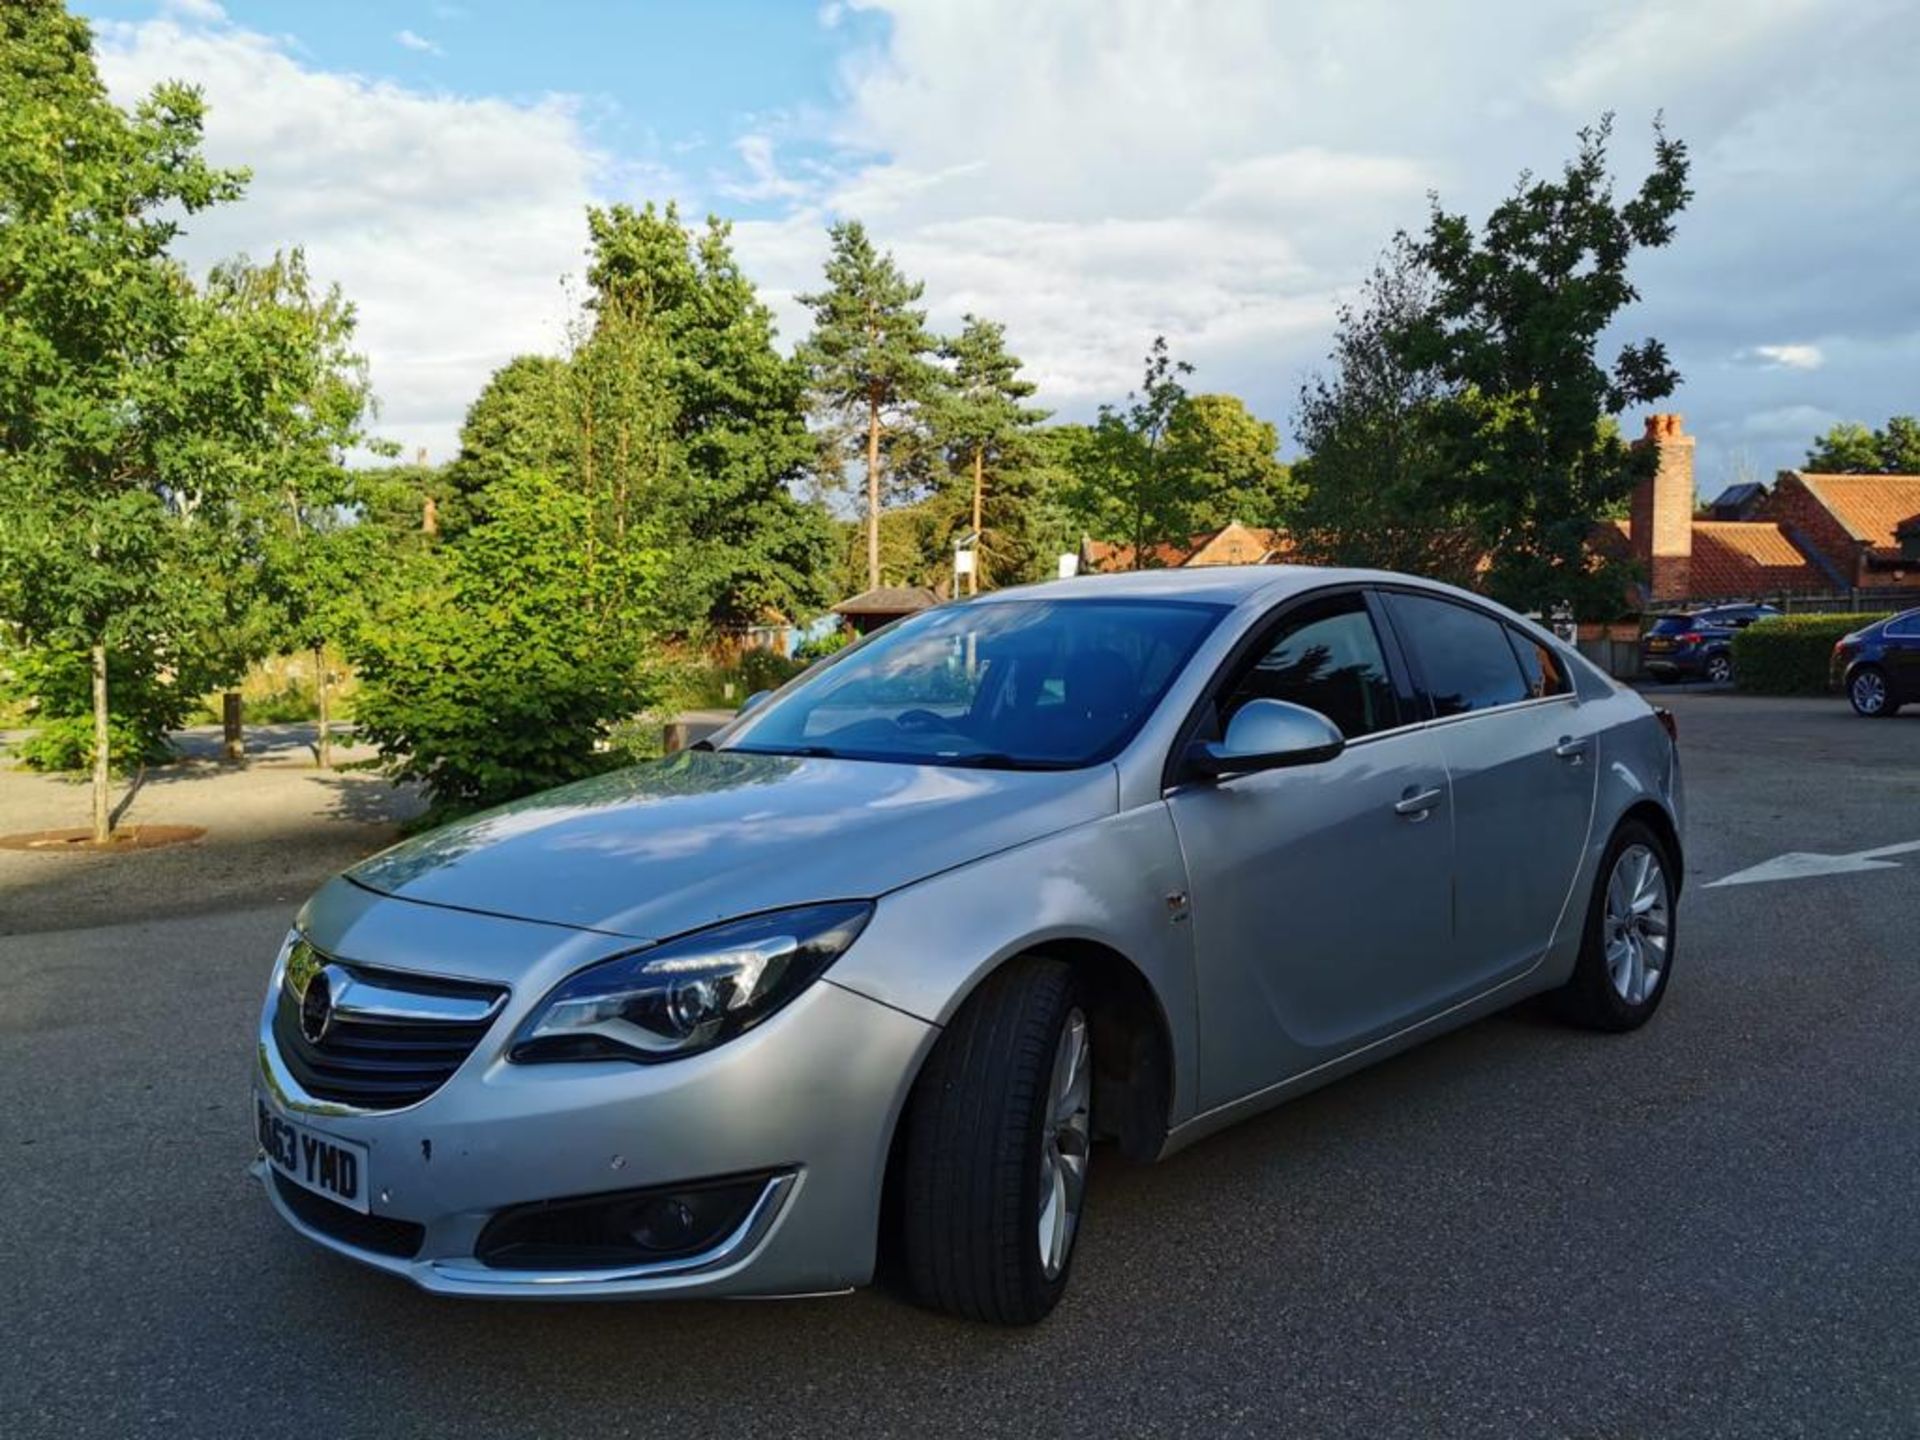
xmin=900 ymin=956 xmax=1091 ymax=1324
xmin=1552 ymin=819 xmax=1677 ymax=1032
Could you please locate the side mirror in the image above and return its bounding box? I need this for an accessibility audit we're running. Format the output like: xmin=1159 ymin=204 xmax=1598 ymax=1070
xmin=1187 ymin=699 xmax=1345 ymax=780
xmin=739 ymin=690 xmax=774 ymax=715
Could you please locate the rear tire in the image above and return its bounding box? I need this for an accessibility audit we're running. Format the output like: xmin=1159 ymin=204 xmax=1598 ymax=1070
xmin=900 ymin=956 xmax=1090 ymax=1324
xmin=1704 ymin=653 xmax=1733 ymax=685
xmin=1849 ymin=666 xmax=1898 ymax=717
xmin=1552 ymin=819 xmax=1677 ymax=1032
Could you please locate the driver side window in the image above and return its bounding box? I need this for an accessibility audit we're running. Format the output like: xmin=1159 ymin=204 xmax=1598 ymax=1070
xmin=1220 ymin=594 xmax=1400 ymax=739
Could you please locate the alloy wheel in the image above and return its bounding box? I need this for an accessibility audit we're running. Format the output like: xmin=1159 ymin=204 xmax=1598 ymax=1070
xmin=1037 ymin=1008 xmax=1091 ymax=1280
xmin=1852 ymin=670 xmax=1887 ymax=715
xmin=1705 ymin=655 xmax=1732 ymax=684
xmin=1604 ymin=844 xmax=1670 ymax=1006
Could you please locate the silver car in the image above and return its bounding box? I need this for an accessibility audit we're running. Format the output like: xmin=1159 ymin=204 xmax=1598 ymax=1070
xmin=253 ymin=567 xmax=1684 ymax=1323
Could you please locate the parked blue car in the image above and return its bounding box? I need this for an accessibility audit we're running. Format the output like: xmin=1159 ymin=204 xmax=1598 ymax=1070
xmin=1640 ymin=604 xmax=1782 ymax=684
xmin=1831 ymin=607 xmax=1920 ymax=716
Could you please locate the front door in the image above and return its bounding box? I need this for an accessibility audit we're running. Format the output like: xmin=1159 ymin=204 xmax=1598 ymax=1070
xmin=1379 ymin=591 xmax=1597 ymax=987
xmin=1166 ymin=591 xmax=1455 ymax=1110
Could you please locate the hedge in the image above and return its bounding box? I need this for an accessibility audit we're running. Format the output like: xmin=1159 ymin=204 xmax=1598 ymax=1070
xmin=1731 ymin=613 xmax=1891 ymax=695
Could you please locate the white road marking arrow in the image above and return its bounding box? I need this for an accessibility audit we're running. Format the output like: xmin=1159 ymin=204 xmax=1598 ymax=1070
xmin=1706 ymin=838 xmax=1920 ymax=888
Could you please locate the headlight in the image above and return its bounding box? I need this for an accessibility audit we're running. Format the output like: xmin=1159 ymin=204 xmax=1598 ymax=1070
xmin=508 ymin=901 xmax=873 ymax=1064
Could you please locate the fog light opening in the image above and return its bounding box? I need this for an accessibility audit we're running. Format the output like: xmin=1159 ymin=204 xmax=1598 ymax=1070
xmin=475 ymin=1171 xmax=782 ymax=1271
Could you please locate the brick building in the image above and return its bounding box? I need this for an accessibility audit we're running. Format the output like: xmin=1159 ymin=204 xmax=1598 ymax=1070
xmin=1074 ymin=414 xmax=1920 ymax=607
xmin=1613 ymin=414 xmax=1920 ymax=604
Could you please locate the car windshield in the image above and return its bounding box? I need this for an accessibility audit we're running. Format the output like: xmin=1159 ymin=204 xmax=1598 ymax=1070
xmin=721 ymin=598 xmax=1227 ymax=769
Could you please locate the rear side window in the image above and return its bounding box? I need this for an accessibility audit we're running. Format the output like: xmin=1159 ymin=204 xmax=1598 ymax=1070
xmin=1384 ymin=592 xmax=1528 ymax=718
xmin=1648 ymin=615 xmax=1697 ymax=636
xmin=1886 ymin=610 xmax=1920 ymax=639
xmin=1507 ymin=627 xmax=1571 ymax=699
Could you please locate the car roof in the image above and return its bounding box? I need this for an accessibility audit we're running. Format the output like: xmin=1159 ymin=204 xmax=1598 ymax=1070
xmin=977 ymin=564 xmax=1441 ymax=607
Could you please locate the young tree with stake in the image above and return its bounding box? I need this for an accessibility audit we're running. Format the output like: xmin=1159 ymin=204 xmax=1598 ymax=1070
xmin=0 ymin=0 xmax=247 ymax=840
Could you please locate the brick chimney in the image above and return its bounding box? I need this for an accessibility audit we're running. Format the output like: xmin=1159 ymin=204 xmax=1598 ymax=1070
xmin=1630 ymin=413 xmax=1694 ymax=602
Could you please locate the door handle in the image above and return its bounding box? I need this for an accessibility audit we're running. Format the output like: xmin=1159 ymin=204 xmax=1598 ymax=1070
xmin=1394 ymin=785 xmax=1444 ymax=819
xmin=1552 ymin=736 xmax=1589 ymax=762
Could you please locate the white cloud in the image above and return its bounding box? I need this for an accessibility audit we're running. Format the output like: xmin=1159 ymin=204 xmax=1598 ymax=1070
xmin=394 ymin=29 xmax=442 ymax=57
xmin=89 ymin=0 xmax=1920 ymax=484
xmin=779 ymin=0 xmax=1920 ymax=479
xmin=94 ymin=13 xmax=609 ymax=462
xmin=1749 ymin=343 xmax=1825 ymax=371
xmin=715 ymin=134 xmax=813 ymax=204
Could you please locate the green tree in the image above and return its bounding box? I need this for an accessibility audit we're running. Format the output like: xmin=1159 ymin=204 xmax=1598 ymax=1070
xmin=1172 ymin=392 xmax=1300 ymax=532
xmin=1805 ymin=416 xmax=1920 ymax=474
xmin=1022 ymin=425 xmax=1098 ymax=577
xmin=585 ymin=203 xmax=832 ymax=629
xmin=1288 ymin=237 xmax=1485 ymax=585
xmin=0 ymin=0 xmax=247 ymax=839
xmin=1067 ymin=337 xmax=1212 ymax=569
xmin=1399 ymin=114 xmax=1692 ymax=614
xmin=930 ymin=315 xmax=1049 ymax=592
xmin=184 ymin=250 xmax=380 ymax=767
xmin=442 ymin=355 xmax=568 ymax=537
xmin=798 ymin=219 xmax=944 ymax=593
xmin=352 ymin=469 xmax=666 ymax=821
xmin=349 ymin=298 xmax=680 ymax=817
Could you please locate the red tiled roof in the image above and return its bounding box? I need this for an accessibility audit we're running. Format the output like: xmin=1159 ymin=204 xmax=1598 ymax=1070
xmin=1687 ymin=521 xmax=1826 ymax=598
xmin=1602 ymin=517 xmax=1827 ymax=600
xmin=1084 ymin=522 xmax=1286 ymax=572
xmin=1796 ymin=473 xmax=1920 ymax=556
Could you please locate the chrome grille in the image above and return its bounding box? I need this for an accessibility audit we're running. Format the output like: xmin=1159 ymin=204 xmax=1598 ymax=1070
xmin=272 ymin=941 xmax=507 ymax=1111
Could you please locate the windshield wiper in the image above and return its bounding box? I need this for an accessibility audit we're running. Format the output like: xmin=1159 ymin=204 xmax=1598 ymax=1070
xmin=720 ymin=743 xmax=843 ymax=759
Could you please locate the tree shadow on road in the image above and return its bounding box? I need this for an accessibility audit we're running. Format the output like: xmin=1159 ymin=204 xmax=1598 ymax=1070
xmin=312 ymin=772 xmax=424 ymax=829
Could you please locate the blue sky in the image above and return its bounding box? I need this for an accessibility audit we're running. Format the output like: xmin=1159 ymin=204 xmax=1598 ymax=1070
xmin=82 ymin=0 xmax=1920 ymax=493
xmin=82 ymin=0 xmax=884 ymax=218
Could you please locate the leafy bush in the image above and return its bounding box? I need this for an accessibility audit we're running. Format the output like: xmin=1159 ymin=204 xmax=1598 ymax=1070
xmin=794 ymin=628 xmax=850 ymax=663
xmin=1731 ymin=613 xmax=1891 ymax=695
xmin=3 ymin=647 xmax=186 ymax=773
xmin=738 ymin=647 xmax=807 ymax=696
xmin=668 ymin=648 xmax=811 ymax=711
xmin=12 ymin=712 xmax=174 ymax=774
xmin=350 ymin=472 xmax=667 ymax=822
xmin=247 ymin=686 xmax=322 ymax=724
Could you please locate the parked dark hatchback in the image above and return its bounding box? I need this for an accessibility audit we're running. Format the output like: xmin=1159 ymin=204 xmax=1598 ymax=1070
xmin=1640 ymin=604 xmax=1782 ymax=683
xmin=1832 ymin=607 xmax=1920 ymax=716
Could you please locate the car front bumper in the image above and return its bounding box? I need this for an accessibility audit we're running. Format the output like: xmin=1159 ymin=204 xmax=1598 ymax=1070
xmin=255 ymin=963 xmax=938 ymax=1300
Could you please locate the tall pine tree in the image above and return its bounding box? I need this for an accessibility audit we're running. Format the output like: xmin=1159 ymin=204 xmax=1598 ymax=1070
xmin=798 ymin=220 xmax=943 ymax=593
xmin=931 ymin=315 xmax=1048 ymax=592
xmin=585 ymin=202 xmax=831 ymax=630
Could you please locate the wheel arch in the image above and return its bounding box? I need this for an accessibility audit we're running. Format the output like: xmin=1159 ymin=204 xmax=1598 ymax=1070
xmin=873 ymin=937 xmax=1175 ymax=1283
xmin=1617 ymin=798 xmax=1684 ymax=894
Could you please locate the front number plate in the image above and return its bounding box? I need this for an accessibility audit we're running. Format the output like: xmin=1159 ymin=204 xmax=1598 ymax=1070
xmin=256 ymin=1094 xmax=371 ymax=1214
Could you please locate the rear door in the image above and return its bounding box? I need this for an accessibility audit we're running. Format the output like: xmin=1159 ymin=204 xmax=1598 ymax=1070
xmin=1380 ymin=591 xmax=1598 ymax=989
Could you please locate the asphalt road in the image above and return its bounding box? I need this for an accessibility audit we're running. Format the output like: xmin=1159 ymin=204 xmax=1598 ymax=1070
xmin=3 ymin=691 xmax=1916 ymax=1439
